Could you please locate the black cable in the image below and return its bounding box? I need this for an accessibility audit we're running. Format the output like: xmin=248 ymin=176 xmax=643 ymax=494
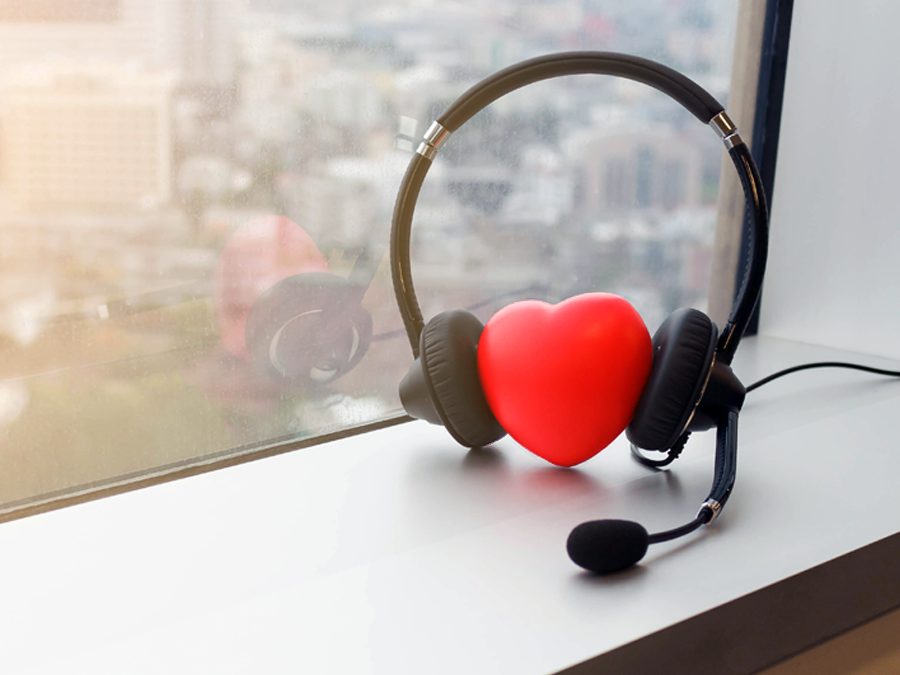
xmin=629 ymin=444 xmax=677 ymax=468
xmin=746 ymin=361 xmax=900 ymax=393
xmin=630 ymin=431 xmax=690 ymax=469
xmin=632 ymin=361 xmax=900 ymax=471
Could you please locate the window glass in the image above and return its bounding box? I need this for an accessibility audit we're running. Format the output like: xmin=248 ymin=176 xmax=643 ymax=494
xmin=0 ymin=0 xmax=739 ymax=511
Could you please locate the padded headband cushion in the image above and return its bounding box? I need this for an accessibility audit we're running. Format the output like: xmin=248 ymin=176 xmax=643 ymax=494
xmin=420 ymin=310 xmax=506 ymax=448
xmin=626 ymin=308 xmax=717 ymax=451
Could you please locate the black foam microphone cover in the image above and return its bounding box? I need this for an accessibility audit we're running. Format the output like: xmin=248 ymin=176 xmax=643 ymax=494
xmin=567 ymin=520 xmax=649 ymax=574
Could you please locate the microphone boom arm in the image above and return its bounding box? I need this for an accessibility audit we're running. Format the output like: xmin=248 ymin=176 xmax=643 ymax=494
xmin=699 ymin=409 xmax=739 ymax=523
xmin=646 ymin=409 xmax=739 ymax=544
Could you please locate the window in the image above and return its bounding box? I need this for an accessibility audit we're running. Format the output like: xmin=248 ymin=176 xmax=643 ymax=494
xmin=0 ymin=0 xmax=748 ymax=517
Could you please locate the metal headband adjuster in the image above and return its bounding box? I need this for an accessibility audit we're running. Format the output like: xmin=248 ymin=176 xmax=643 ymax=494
xmin=709 ymin=111 xmax=744 ymax=150
xmin=416 ymin=121 xmax=452 ymax=161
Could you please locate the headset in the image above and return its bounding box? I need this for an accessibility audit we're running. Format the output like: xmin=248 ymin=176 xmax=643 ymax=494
xmin=390 ymin=52 xmax=769 ymax=574
xmin=44 ymin=214 xmax=377 ymax=388
xmin=214 ymin=215 xmax=376 ymax=386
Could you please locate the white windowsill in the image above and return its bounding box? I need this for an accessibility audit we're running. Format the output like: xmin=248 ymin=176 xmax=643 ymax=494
xmin=2 ymin=334 xmax=900 ymax=674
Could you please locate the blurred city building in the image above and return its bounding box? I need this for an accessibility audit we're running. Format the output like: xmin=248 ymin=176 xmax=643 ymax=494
xmin=0 ymin=1 xmax=168 ymax=72
xmin=569 ymin=124 xmax=707 ymax=215
xmin=1 ymin=63 xmax=175 ymax=213
xmin=0 ymin=0 xmax=237 ymax=87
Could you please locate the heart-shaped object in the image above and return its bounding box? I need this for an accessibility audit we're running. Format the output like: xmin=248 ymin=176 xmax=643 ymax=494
xmin=477 ymin=293 xmax=653 ymax=467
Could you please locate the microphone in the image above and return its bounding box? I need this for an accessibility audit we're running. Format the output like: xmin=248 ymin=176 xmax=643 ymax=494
xmin=567 ymin=513 xmax=709 ymax=574
xmin=567 ymin=520 xmax=649 ymax=574
xmin=567 ymin=409 xmax=738 ymax=574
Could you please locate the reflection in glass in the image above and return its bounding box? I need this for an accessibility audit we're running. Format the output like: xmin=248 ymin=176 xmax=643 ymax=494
xmin=0 ymin=0 xmax=738 ymax=509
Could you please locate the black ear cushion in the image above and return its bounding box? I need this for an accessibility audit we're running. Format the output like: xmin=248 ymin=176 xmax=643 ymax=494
xmin=420 ymin=310 xmax=506 ymax=448
xmin=626 ymin=308 xmax=717 ymax=451
xmin=245 ymin=272 xmax=372 ymax=385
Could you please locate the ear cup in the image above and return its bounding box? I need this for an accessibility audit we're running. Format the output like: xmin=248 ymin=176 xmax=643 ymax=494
xmin=245 ymin=272 xmax=372 ymax=386
xmin=626 ymin=308 xmax=718 ymax=451
xmin=213 ymin=214 xmax=330 ymax=359
xmin=418 ymin=310 xmax=506 ymax=448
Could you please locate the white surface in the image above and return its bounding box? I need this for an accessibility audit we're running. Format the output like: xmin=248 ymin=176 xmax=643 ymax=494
xmin=759 ymin=0 xmax=900 ymax=358
xmin=2 ymin=336 xmax=900 ymax=674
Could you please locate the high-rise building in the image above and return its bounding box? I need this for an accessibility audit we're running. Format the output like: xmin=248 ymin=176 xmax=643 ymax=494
xmin=175 ymin=0 xmax=236 ymax=90
xmin=0 ymin=1 xmax=169 ymax=75
xmin=0 ymin=0 xmax=236 ymax=88
xmin=0 ymin=63 xmax=175 ymax=213
xmin=568 ymin=126 xmax=707 ymax=216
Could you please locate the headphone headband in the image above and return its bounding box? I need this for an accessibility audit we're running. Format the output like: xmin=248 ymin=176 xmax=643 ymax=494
xmin=439 ymin=52 xmax=724 ymax=132
xmin=391 ymin=51 xmax=768 ymax=363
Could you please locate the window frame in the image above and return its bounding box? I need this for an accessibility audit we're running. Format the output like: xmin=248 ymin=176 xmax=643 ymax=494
xmin=708 ymin=0 xmax=794 ymax=331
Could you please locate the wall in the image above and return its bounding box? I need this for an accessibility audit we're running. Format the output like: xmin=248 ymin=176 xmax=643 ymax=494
xmin=759 ymin=0 xmax=900 ymax=359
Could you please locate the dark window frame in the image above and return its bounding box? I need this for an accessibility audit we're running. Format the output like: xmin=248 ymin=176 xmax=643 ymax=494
xmin=736 ymin=0 xmax=795 ymax=336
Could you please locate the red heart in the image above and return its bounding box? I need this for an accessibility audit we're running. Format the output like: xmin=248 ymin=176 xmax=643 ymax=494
xmin=477 ymin=293 xmax=653 ymax=467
